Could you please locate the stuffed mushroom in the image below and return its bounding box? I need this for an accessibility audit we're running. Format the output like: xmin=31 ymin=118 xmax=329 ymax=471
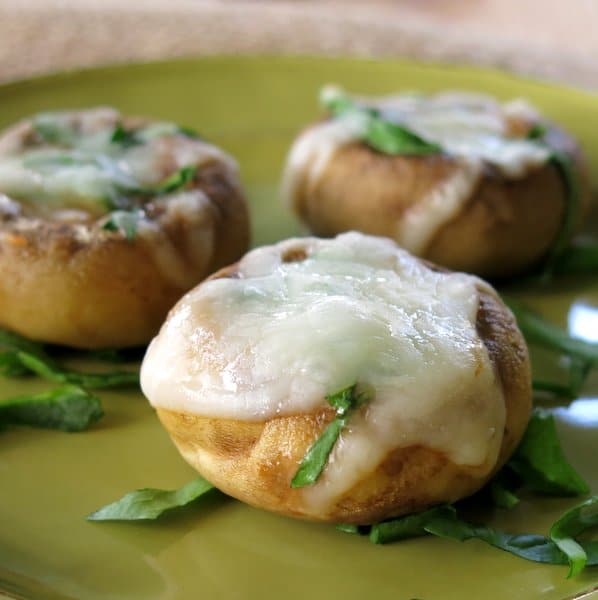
xmin=282 ymin=88 xmax=591 ymax=279
xmin=141 ymin=232 xmax=532 ymax=524
xmin=0 ymin=108 xmax=249 ymax=348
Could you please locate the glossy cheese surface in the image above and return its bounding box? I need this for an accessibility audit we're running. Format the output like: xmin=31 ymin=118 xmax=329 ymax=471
xmin=142 ymin=233 xmax=506 ymax=504
xmin=0 ymin=108 xmax=233 ymax=218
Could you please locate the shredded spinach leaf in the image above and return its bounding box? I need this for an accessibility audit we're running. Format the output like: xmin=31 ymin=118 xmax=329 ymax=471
xmin=87 ymin=476 xmax=215 ymax=521
xmin=541 ymin=152 xmax=582 ymax=277
xmin=321 ymin=87 xmax=441 ymax=156
xmin=291 ymin=384 xmax=369 ymax=488
xmin=504 ymin=298 xmax=598 ymax=366
xmin=0 ymin=384 xmax=102 ymax=432
xmin=424 ymin=508 xmax=598 ymax=568
xmin=505 ymin=408 xmax=589 ymax=496
xmin=0 ymin=328 xmax=139 ymax=389
xmin=369 ymin=505 xmax=598 ymax=573
xmin=523 ymin=125 xmax=583 ymax=278
xmin=490 ymin=480 xmax=520 ymax=509
xmin=152 ymin=165 xmax=198 ymax=194
xmin=370 ymin=506 xmax=454 ymax=544
xmin=110 ymin=123 xmax=142 ymax=148
xmin=550 ymin=496 xmax=598 ymax=578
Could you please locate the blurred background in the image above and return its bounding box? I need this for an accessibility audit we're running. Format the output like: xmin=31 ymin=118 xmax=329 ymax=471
xmin=0 ymin=0 xmax=596 ymax=89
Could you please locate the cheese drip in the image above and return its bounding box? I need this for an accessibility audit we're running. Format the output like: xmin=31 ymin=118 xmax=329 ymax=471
xmin=142 ymin=232 xmax=505 ymax=508
xmin=283 ymin=91 xmax=551 ymax=254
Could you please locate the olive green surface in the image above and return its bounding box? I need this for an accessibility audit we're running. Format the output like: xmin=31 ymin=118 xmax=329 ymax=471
xmin=0 ymin=56 xmax=597 ymax=600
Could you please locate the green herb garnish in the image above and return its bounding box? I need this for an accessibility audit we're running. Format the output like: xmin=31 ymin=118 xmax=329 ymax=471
xmin=550 ymin=496 xmax=598 ymax=578
xmin=541 ymin=153 xmax=581 ymax=277
xmin=110 ymin=123 xmax=142 ymax=148
xmin=0 ymin=384 xmax=103 ymax=432
xmin=505 ymin=409 xmax=589 ymax=496
xmin=152 ymin=165 xmax=198 ymax=194
xmin=368 ymin=504 xmax=598 ymax=572
xmin=424 ymin=506 xmax=598 ymax=569
xmin=87 ymin=476 xmax=215 ymax=521
xmin=523 ymin=125 xmax=583 ymax=277
xmin=290 ymin=384 xmax=369 ymax=488
xmin=321 ymin=87 xmax=441 ymax=157
xmin=504 ymin=298 xmax=598 ymax=366
xmin=490 ymin=480 xmax=520 ymax=509
xmin=370 ymin=506 xmax=454 ymax=544
xmin=102 ymin=209 xmax=145 ymax=241
xmin=0 ymin=328 xmax=139 ymax=389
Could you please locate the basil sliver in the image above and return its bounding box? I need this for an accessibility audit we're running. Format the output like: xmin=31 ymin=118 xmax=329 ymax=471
xmin=0 ymin=384 xmax=103 ymax=432
xmin=0 ymin=328 xmax=139 ymax=389
xmin=321 ymin=87 xmax=441 ymax=157
xmin=550 ymin=496 xmax=598 ymax=578
xmin=506 ymin=408 xmax=589 ymax=497
xmin=87 ymin=477 xmax=215 ymax=521
xmin=290 ymin=384 xmax=369 ymax=488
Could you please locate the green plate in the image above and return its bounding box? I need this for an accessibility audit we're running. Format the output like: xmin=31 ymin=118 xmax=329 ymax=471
xmin=0 ymin=56 xmax=597 ymax=600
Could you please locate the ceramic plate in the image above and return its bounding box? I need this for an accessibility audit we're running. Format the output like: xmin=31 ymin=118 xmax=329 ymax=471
xmin=0 ymin=56 xmax=597 ymax=600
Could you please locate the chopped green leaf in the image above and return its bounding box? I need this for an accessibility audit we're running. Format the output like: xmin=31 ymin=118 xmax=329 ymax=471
xmin=506 ymin=408 xmax=589 ymax=496
xmin=110 ymin=123 xmax=141 ymax=148
xmin=321 ymin=87 xmax=441 ymax=157
xmin=15 ymin=351 xmax=139 ymax=389
xmin=504 ymin=298 xmax=598 ymax=366
xmin=0 ymin=351 xmax=32 ymax=377
xmin=541 ymin=152 xmax=582 ymax=277
xmin=0 ymin=328 xmax=139 ymax=389
xmin=490 ymin=480 xmax=520 ymax=509
xmin=367 ymin=504 xmax=598 ymax=575
xmin=524 ymin=125 xmax=582 ymax=277
xmin=87 ymin=476 xmax=215 ymax=521
xmin=291 ymin=384 xmax=369 ymax=488
xmin=550 ymin=497 xmax=598 ymax=578
xmin=102 ymin=210 xmax=145 ymax=240
xmin=527 ymin=123 xmax=548 ymax=140
xmin=422 ymin=508 xmax=598 ymax=568
xmin=0 ymin=384 xmax=102 ymax=432
xmin=0 ymin=328 xmax=46 ymax=356
xmin=370 ymin=506 xmax=454 ymax=544
xmin=153 ymin=165 xmax=198 ymax=194
xmin=291 ymin=418 xmax=345 ymax=488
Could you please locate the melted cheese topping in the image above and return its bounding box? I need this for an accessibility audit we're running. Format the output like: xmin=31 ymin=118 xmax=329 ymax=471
xmin=0 ymin=108 xmax=240 ymax=288
xmin=283 ymin=91 xmax=551 ymax=254
xmin=0 ymin=108 xmax=233 ymax=217
xmin=141 ymin=232 xmax=505 ymax=507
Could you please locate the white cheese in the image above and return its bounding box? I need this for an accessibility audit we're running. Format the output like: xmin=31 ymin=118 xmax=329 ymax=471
xmin=0 ymin=108 xmax=235 ymax=217
xmin=282 ymin=91 xmax=551 ymax=255
xmin=141 ymin=232 xmax=505 ymax=508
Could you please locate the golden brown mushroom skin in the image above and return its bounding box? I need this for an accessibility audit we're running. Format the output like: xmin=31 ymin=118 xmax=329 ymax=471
xmin=290 ymin=123 xmax=591 ymax=279
xmin=155 ymin=258 xmax=532 ymax=524
xmin=0 ymin=116 xmax=249 ymax=349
